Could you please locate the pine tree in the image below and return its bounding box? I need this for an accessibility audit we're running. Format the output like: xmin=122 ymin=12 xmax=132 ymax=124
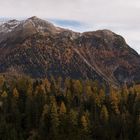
xmin=98 ymin=89 xmax=105 ymax=105
xmin=100 ymin=105 xmax=109 ymax=123
xmin=85 ymin=84 xmax=93 ymax=98
xmin=73 ymin=80 xmax=83 ymax=95
xmin=80 ymin=114 xmax=91 ymax=140
xmin=1 ymin=91 xmax=8 ymax=98
xmin=0 ymin=75 xmax=5 ymax=89
xmin=43 ymin=78 xmax=51 ymax=93
xmin=60 ymin=101 xmax=67 ymax=115
xmin=50 ymin=96 xmax=59 ymax=139
xmin=25 ymin=87 xmax=35 ymax=131
xmin=13 ymin=88 xmax=19 ymax=98
xmin=11 ymin=88 xmax=20 ymax=131
xmin=1 ymin=91 xmax=8 ymax=116
xmin=81 ymin=115 xmax=88 ymax=131
xmin=109 ymin=88 xmax=120 ymax=115
xmin=69 ymin=109 xmax=78 ymax=127
xmin=34 ymin=85 xmax=46 ymax=128
xmin=121 ymin=84 xmax=129 ymax=104
xmin=39 ymin=104 xmax=50 ymax=140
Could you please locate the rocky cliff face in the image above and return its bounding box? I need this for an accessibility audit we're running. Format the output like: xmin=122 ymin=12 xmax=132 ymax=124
xmin=0 ymin=16 xmax=140 ymax=86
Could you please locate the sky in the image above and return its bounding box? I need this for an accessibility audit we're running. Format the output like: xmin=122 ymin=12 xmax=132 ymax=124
xmin=0 ymin=0 xmax=140 ymax=53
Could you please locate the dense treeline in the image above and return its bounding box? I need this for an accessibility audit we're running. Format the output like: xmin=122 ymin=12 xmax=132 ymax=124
xmin=0 ymin=76 xmax=139 ymax=140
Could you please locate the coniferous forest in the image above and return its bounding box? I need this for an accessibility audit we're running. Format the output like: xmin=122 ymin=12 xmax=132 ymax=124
xmin=0 ymin=76 xmax=139 ymax=140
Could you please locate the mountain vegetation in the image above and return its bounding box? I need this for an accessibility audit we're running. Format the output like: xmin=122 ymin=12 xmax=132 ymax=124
xmin=0 ymin=76 xmax=139 ymax=140
xmin=0 ymin=17 xmax=140 ymax=86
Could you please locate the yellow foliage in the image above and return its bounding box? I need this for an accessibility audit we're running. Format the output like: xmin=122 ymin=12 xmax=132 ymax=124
xmin=13 ymin=88 xmax=19 ymax=98
xmin=109 ymin=89 xmax=120 ymax=114
xmin=100 ymin=105 xmax=109 ymax=122
xmin=73 ymin=80 xmax=83 ymax=94
xmin=86 ymin=85 xmax=92 ymax=97
xmin=1 ymin=91 xmax=8 ymax=98
xmin=81 ymin=115 xmax=88 ymax=131
xmin=60 ymin=101 xmax=67 ymax=114
xmin=43 ymin=79 xmax=51 ymax=92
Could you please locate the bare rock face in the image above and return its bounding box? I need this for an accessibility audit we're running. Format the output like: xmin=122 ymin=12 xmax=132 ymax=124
xmin=0 ymin=17 xmax=140 ymax=86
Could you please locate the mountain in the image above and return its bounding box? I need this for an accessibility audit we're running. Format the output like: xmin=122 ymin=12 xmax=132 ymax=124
xmin=0 ymin=16 xmax=140 ymax=86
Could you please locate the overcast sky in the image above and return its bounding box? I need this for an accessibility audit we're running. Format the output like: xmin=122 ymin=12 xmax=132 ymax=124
xmin=0 ymin=0 xmax=140 ymax=53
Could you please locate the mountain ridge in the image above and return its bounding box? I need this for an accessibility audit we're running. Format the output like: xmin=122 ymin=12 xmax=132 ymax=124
xmin=0 ymin=16 xmax=140 ymax=86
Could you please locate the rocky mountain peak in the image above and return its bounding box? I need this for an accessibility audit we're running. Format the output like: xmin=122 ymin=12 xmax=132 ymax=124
xmin=0 ymin=19 xmax=20 ymax=33
xmin=28 ymin=16 xmax=39 ymax=20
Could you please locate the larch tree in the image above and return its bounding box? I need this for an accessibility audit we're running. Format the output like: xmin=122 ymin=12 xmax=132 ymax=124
xmin=50 ymin=96 xmax=59 ymax=139
xmin=59 ymin=101 xmax=67 ymax=115
xmin=100 ymin=105 xmax=109 ymax=123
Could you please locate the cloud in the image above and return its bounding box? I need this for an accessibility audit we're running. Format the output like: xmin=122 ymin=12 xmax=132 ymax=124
xmin=0 ymin=0 xmax=140 ymax=53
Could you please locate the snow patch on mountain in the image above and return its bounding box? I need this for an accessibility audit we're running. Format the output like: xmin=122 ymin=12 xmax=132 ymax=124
xmin=0 ymin=19 xmax=21 ymax=33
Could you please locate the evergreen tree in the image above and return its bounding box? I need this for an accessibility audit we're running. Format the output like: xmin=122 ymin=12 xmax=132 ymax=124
xmin=0 ymin=77 xmax=139 ymax=140
xmin=80 ymin=114 xmax=91 ymax=140
xmin=11 ymin=88 xmax=20 ymax=131
xmin=109 ymin=88 xmax=120 ymax=115
xmin=60 ymin=101 xmax=67 ymax=115
xmin=50 ymin=96 xmax=59 ymax=139
xmin=100 ymin=105 xmax=109 ymax=123
xmin=39 ymin=104 xmax=50 ymax=140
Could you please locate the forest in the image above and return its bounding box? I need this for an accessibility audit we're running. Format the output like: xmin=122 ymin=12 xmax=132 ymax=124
xmin=0 ymin=75 xmax=139 ymax=140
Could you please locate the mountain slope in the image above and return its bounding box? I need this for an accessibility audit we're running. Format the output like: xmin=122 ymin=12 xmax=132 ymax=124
xmin=0 ymin=16 xmax=140 ymax=86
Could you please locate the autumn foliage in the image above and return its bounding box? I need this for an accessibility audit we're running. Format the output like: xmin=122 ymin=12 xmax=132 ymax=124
xmin=0 ymin=76 xmax=139 ymax=140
